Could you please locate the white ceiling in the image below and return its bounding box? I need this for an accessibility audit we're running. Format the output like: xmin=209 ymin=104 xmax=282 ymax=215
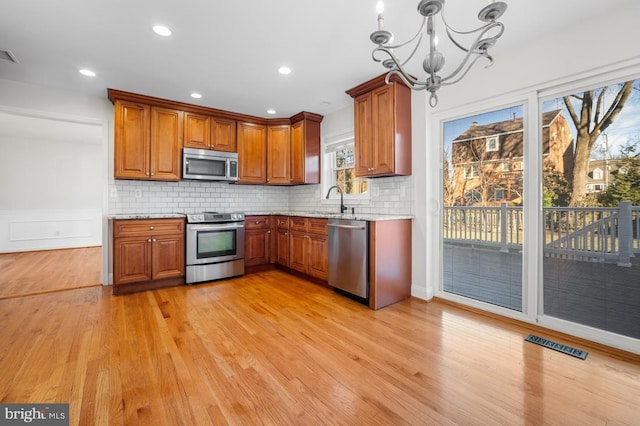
xmin=0 ymin=0 xmax=634 ymax=118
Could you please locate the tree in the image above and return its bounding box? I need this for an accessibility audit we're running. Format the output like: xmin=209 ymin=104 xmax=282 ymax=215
xmin=563 ymin=81 xmax=634 ymax=206
xmin=543 ymin=161 xmax=571 ymax=207
xmin=599 ymin=142 xmax=640 ymax=206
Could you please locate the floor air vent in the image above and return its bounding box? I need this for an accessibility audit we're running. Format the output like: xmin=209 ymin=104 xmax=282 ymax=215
xmin=525 ymin=334 xmax=588 ymax=360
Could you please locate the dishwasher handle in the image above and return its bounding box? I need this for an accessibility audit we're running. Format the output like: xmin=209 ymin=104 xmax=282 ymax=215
xmin=328 ymin=223 xmax=366 ymax=230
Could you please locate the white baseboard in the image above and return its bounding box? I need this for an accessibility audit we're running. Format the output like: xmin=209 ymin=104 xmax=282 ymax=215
xmin=411 ymin=283 xmax=434 ymax=301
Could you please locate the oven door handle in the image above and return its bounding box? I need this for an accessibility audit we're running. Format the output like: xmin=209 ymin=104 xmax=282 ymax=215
xmin=188 ymin=223 xmax=244 ymax=231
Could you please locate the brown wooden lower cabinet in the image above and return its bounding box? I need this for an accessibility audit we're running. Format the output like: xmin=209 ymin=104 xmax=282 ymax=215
xmin=274 ymin=216 xmax=290 ymax=267
xmin=244 ymin=215 xmax=272 ymax=267
xmin=112 ymin=218 xmax=185 ymax=294
xmin=248 ymin=215 xmax=328 ymax=282
xmin=288 ymin=217 xmax=328 ymax=281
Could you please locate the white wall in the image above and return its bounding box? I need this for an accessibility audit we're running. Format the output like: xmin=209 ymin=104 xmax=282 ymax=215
xmin=0 ymin=79 xmax=112 ymax=253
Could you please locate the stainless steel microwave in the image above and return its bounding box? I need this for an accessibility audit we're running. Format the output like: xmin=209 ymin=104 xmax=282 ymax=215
xmin=182 ymin=147 xmax=238 ymax=181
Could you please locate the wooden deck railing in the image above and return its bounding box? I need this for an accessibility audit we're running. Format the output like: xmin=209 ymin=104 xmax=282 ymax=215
xmin=442 ymin=201 xmax=640 ymax=266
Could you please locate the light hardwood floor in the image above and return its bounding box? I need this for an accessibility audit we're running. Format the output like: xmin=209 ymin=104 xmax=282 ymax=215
xmin=0 ymin=269 xmax=639 ymax=425
xmin=0 ymin=247 xmax=101 ymax=299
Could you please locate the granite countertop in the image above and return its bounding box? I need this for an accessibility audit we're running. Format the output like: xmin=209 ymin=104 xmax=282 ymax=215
xmin=247 ymin=211 xmax=414 ymax=221
xmin=107 ymin=212 xmax=413 ymax=221
xmin=107 ymin=213 xmax=186 ymax=220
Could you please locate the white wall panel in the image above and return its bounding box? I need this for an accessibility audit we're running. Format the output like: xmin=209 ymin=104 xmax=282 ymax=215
xmin=0 ymin=209 xmax=102 ymax=252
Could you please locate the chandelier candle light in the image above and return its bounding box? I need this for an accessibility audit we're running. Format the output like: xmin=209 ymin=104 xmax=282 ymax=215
xmin=370 ymin=0 xmax=507 ymax=107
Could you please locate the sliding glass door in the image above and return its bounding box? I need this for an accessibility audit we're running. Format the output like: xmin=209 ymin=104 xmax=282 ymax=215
xmin=442 ymin=105 xmax=525 ymax=312
xmin=541 ymin=79 xmax=640 ymax=339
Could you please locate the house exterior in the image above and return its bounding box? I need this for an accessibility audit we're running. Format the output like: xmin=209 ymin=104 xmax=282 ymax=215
xmin=450 ymin=110 xmax=573 ymax=205
xmin=585 ymin=158 xmax=629 ymax=194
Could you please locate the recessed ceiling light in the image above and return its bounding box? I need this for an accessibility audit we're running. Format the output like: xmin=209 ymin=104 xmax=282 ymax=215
xmin=79 ymin=69 xmax=96 ymax=77
xmin=190 ymin=92 xmax=202 ymax=99
xmin=278 ymin=66 xmax=291 ymax=75
xmin=153 ymin=25 xmax=172 ymax=37
xmin=266 ymin=109 xmax=277 ymax=115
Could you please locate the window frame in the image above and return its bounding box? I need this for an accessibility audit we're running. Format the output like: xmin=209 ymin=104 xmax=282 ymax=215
xmin=321 ymin=130 xmax=370 ymax=205
xmin=463 ymin=163 xmax=480 ymax=179
xmin=486 ymin=135 xmax=500 ymax=152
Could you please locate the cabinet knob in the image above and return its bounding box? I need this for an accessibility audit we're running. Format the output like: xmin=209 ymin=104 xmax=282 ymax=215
xmin=149 ymin=226 xmax=154 ymax=230
xmin=255 ymin=221 xmax=260 ymax=224
xmin=147 ymin=238 xmax=152 ymax=243
xmin=152 ymin=238 xmax=157 ymax=242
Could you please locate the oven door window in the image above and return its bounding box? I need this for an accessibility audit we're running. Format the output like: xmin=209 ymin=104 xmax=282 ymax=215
xmin=187 ymin=157 xmax=226 ymax=178
xmin=197 ymin=229 xmax=236 ymax=258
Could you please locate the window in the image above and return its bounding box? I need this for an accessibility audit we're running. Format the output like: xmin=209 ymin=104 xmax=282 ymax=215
xmin=491 ymin=188 xmax=506 ymax=201
xmin=464 ymin=164 xmax=480 ymax=179
xmin=322 ymin=132 xmax=368 ymax=201
xmin=501 ymin=162 xmax=510 ymax=172
xmin=593 ymin=168 xmax=603 ymax=180
xmin=486 ymin=135 xmax=499 ymax=152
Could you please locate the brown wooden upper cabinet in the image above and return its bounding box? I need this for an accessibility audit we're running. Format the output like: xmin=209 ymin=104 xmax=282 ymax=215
xmin=237 ymin=122 xmax=267 ymax=184
xmin=346 ymin=74 xmax=411 ymax=177
xmin=267 ymin=124 xmax=291 ymax=185
xmin=113 ymin=99 xmax=183 ymax=181
xmin=184 ymin=112 xmax=237 ymax=152
xmin=108 ymin=89 xmax=321 ymax=184
xmin=290 ymin=112 xmax=322 ymax=185
xmin=265 ymin=113 xmax=323 ymax=185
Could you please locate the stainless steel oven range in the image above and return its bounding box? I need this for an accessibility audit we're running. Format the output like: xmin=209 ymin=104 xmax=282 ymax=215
xmin=185 ymin=212 xmax=245 ymax=284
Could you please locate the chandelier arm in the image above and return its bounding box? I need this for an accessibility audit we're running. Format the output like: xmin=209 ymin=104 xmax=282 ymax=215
xmin=445 ymin=21 xmax=505 ymax=54
xmin=383 ymin=17 xmax=427 ymax=50
xmin=441 ymin=15 xmax=494 ymax=35
xmin=437 ymin=21 xmax=502 ymax=82
xmin=441 ymin=54 xmax=490 ymax=86
xmin=400 ymin=26 xmax=426 ymax=68
xmin=440 ymin=8 xmax=504 ymax=36
xmin=372 ymin=46 xmax=427 ymax=89
xmin=387 ymin=69 xmax=427 ymax=90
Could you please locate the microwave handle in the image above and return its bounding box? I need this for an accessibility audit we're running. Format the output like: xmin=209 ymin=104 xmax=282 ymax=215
xmin=227 ymin=158 xmax=237 ymax=180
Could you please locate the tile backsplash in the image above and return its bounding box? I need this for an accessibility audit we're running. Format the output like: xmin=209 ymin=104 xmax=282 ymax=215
xmin=108 ymin=176 xmax=414 ymax=216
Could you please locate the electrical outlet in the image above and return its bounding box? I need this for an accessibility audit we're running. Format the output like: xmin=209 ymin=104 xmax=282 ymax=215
xmin=135 ymin=189 xmax=142 ymax=199
xmin=110 ymin=187 xmax=118 ymax=198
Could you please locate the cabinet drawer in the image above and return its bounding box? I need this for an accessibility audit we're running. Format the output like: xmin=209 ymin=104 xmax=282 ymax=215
xmin=307 ymin=218 xmax=328 ymax=235
xmin=114 ymin=218 xmax=184 ymax=237
xmin=245 ymin=215 xmax=271 ymax=230
xmin=275 ymin=215 xmax=289 ymax=229
xmin=289 ymin=216 xmax=308 ymax=232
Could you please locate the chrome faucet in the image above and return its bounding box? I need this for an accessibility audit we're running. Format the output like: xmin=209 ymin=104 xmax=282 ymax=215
xmin=325 ymin=185 xmax=347 ymax=214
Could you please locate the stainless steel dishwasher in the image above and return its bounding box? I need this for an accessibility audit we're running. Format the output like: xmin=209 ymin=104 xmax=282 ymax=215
xmin=328 ymin=218 xmax=368 ymax=299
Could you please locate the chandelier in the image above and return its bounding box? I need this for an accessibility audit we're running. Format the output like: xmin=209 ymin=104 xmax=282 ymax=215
xmin=370 ymin=0 xmax=507 ymax=107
